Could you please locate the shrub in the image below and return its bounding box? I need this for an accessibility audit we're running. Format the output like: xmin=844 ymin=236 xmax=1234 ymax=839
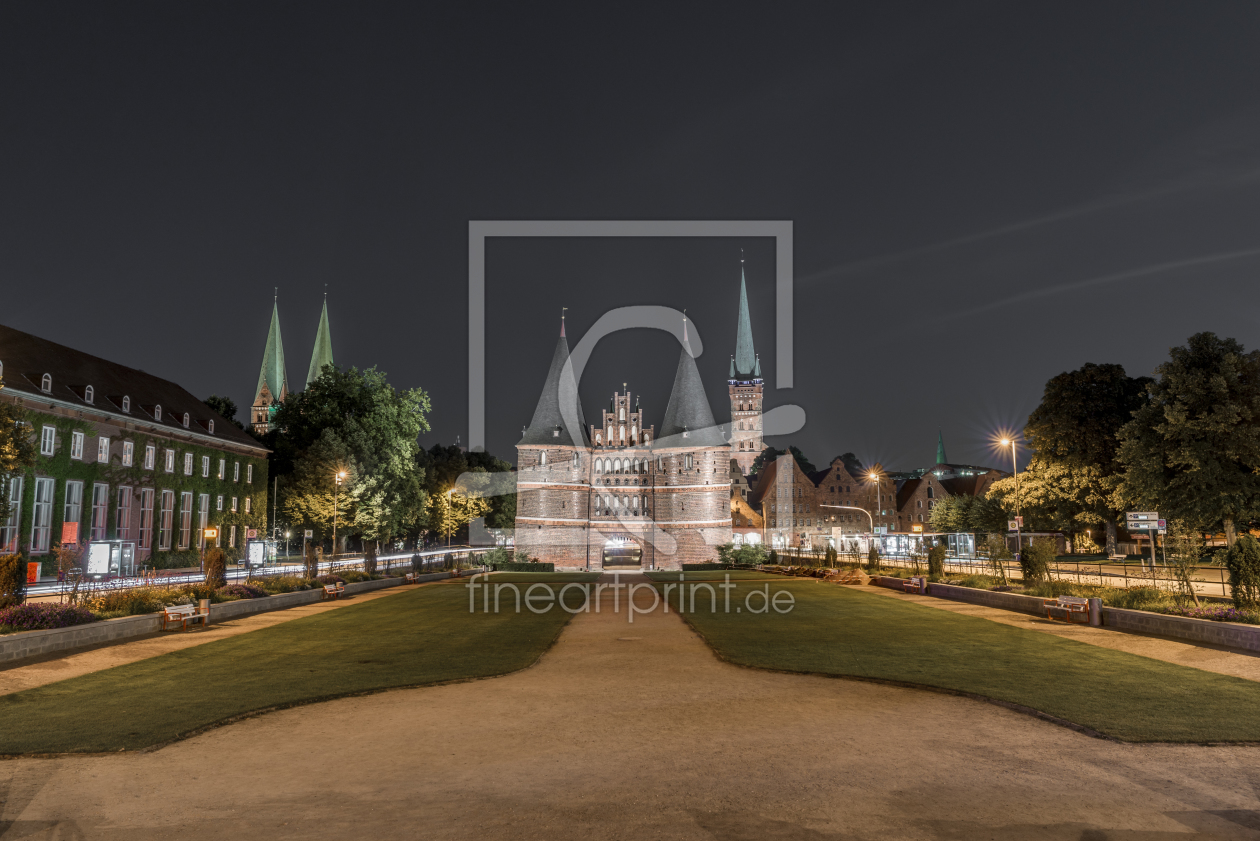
xmin=1159 ymin=605 xmax=1260 ymax=625
xmin=0 ymin=553 xmax=26 ymax=609
xmin=1225 ymin=534 xmax=1260 ymax=609
xmin=984 ymin=534 xmax=1011 ymax=583
xmin=204 ymin=548 xmax=227 ymax=589
xmin=216 ymin=583 xmax=268 ymax=600
xmin=148 ymin=549 xmax=203 ymax=571
xmin=444 ymin=552 xmax=455 ymax=570
xmin=411 ymin=553 xmax=424 ymax=574
xmin=256 ymin=575 xmax=313 ymax=594
xmin=304 ymin=544 xmax=320 ymax=580
xmin=865 ymin=546 xmax=880 ymax=572
xmin=317 ymin=574 xmax=347 ymax=585
xmin=1020 ymin=538 xmax=1055 ymax=583
xmin=715 ymin=542 xmax=770 ymax=567
xmin=341 ymin=570 xmax=372 ymax=583
xmin=927 ymin=544 xmax=947 ymax=578
xmin=1103 ymin=586 xmax=1171 ymax=611
xmin=767 ymin=549 xmax=779 ymax=566
xmin=0 ymin=602 xmax=97 ymax=632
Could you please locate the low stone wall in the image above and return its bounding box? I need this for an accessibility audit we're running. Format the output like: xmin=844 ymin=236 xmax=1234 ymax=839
xmin=0 ymin=572 xmax=454 ymax=665
xmin=871 ymin=577 xmax=1260 ymax=654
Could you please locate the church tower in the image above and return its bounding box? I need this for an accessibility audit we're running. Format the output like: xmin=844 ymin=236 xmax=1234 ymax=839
xmin=728 ymin=255 xmax=764 ymax=475
xmin=251 ymin=295 xmax=289 ymax=434
xmin=306 ymin=291 xmax=335 ymax=387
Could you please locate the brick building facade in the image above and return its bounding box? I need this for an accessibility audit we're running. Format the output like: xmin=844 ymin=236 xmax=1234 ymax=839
xmin=515 ymin=318 xmax=730 ymax=569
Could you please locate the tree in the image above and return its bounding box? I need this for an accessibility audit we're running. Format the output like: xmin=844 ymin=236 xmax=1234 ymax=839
xmin=204 ymin=548 xmax=227 ymax=589
xmin=418 ymin=444 xmax=516 ymax=530
xmin=427 ymin=489 xmax=489 ymax=545
xmin=986 ymin=459 xmax=1116 ymax=546
xmin=272 ymin=366 xmax=431 ymax=548
xmin=750 ymin=445 xmax=815 ymax=476
xmin=203 ymin=395 xmax=246 ymax=431
xmin=1118 ymin=333 xmax=1260 ymax=546
xmin=1020 ymin=363 xmax=1150 ymax=555
xmin=1225 ymin=534 xmax=1260 ymax=609
xmin=0 ymin=377 xmax=36 ymax=526
xmin=829 ymin=452 xmax=866 ymax=476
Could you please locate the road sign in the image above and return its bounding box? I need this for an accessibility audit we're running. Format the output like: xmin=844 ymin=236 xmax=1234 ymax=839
xmin=874 ymin=526 xmax=888 ymax=535
xmin=1157 ymin=519 xmax=1166 ymax=529
xmin=247 ymin=529 xmax=258 ymax=539
xmin=304 ymin=529 xmax=313 ymax=539
xmin=1126 ymin=512 xmax=1159 ymax=522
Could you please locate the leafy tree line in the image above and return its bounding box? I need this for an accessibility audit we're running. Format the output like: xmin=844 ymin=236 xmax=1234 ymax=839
xmin=988 ymin=332 xmax=1260 ymax=553
xmin=257 ymin=365 xmax=515 ymax=553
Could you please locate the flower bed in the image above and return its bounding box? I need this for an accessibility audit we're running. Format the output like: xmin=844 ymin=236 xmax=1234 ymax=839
xmin=1157 ymin=605 xmax=1260 ymax=625
xmin=216 ymin=583 xmax=269 ymax=600
xmin=0 ymin=603 xmax=98 ymax=633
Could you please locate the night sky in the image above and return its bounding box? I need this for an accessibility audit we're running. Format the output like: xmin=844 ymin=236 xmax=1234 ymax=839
xmin=5 ymin=3 xmax=1260 ymax=472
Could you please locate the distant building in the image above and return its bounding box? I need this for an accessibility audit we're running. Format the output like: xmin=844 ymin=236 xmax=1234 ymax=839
xmin=251 ymin=293 xmax=336 ymax=434
xmin=0 ymin=324 xmax=269 ymax=574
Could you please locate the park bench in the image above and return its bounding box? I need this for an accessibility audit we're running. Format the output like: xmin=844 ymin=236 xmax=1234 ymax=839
xmin=1044 ymin=595 xmax=1090 ymax=623
xmin=405 ymin=572 xmax=418 ymax=584
xmin=322 ymin=583 xmax=346 ymax=600
xmin=160 ymin=603 xmax=208 ymax=632
xmin=903 ymin=576 xmax=926 ymax=594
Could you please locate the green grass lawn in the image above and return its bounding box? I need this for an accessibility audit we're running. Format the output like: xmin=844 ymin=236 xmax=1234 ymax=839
xmin=643 ymin=570 xmax=781 ymax=582
xmin=0 ymin=580 xmax=573 ymax=754
xmin=484 ymin=572 xmax=602 ymax=583
xmin=663 ymin=580 xmax=1260 ymax=743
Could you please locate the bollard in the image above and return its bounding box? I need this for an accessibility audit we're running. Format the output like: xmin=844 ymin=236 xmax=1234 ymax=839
xmin=1087 ymin=597 xmax=1102 ymax=627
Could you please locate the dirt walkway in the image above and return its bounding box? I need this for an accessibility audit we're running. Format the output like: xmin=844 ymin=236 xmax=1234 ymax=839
xmin=861 ymin=582 xmax=1260 ymax=682
xmin=2 ymin=573 xmax=1259 ymax=840
xmin=0 ymin=585 xmax=421 ymax=696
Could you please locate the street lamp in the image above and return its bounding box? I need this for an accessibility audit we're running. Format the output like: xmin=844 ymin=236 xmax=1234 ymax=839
xmin=1001 ymin=439 xmax=1022 ymax=561
xmin=333 ymin=470 xmax=347 ymax=559
xmin=446 ymin=488 xmax=453 ymax=549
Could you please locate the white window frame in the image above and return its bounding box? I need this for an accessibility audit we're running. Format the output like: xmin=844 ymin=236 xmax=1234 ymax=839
xmin=183 ymin=452 xmax=193 ymax=476
xmin=244 ymin=497 xmax=251 ymax=514
xmin=40 ymin=425 xmax=55 ymax=456
xmin=69 ymin=431 xmax=84 ymax=460
xmin=231 ymin=496 xmax=238 ymax=513
xmin=164 ymin=449 xmax=175 ymax=473
xmin=234 ymin=462 xmax=240 ymax=482
xmin=63 ymin=480 xmax=84 ymax=532
xmin=30 ymin=477 xmax=54 ymax=554
xmin=144 ymin=444 xmax=156 ymax=470
xmin=116 ymin=486 xmax=133 ymax=541
xmin=198 ymin=494 xmax=209 ymax=549
xmin=139 ymin=488 xmax=155 ymax=549
xmin=158 ymin=490 xmax=175 ymax=550
xmin=246 ymin=464 xmax=253 ymax=483
xmin=229 ymin=524 xmax=237 ymax=548
xmin=122 ymin=441 xmax=134 ymax=467
xmin=202 ymin=455 xmax=210 ymax=477
xmin=1 ymin=477 xmax=23 ymax=553
xmin=84 ymin=385 xmax=94 ymax=404
xmin=216 ymin=494 xmax=223 ymax=512
xmin=122 ymin=396 xmax=131 ymax=413
xmin=178 ymin=491 xmax=193 ymax=549
xmin=97 ymin=436 xmax=110 ymax=464
xmin=218 ymin=458 xmax=225 ymax=480
xmin=90 ymin=483 xmax=109 ymax=541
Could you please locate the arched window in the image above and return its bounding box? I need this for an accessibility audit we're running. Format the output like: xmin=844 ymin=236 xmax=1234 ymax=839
xmin=927 ymin=486 xmax=934 ymax=499
xmin=209 ymin=420 xmax=215 ymax=434
xmin=595 ymin=460 xmax=603 ymax=474
xmin=540 ymin=452 xmax=547 ymax=466
xmin=619 ymin=425 xmax=625 ymax=444
xmin=615 ymin=458 xmax=623 ymax=473
xmin=40 ymin=373 xmax=51 ymax=393
xmin=595 ymin=432 xmax=602 ymax=445
xmin=122 ymin=396 xmax=131 ymax=412
xmin=633 ymin=496 xmax=639 ymax=509
xmin=631 ymin=424 xmax=636 ymax=439
xmin=84 ymin=386 xmax=94 ymax=404
xmin=573 ymin=451 xmax=579 ymax=466
xmin=154 ymin=405 xmax=162 ymax=421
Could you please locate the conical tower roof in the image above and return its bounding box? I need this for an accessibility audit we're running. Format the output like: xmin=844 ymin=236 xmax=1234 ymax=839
xmin=734 ymin=263 xmax=757 ymax=377
xmin=660 ymin=318 xmax=726 ymax=447
xmin=306 ymin=297 xmax=335 ymax=387
xmin=254 ymin=300 xmax=288 ymax=405
xmin=936 ymin=430 xmax=947 ymax=465
xmin=519 ymin=320 xmax=590 ymax=447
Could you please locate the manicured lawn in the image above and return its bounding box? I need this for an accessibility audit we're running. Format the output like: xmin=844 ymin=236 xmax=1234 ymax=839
xmin=485 ymin=572 xmax=602 ymax=583
xmin=0 ymin=580 xmax=573 ymax=754
xmin=665 ymin=580 xmax=1260 ymax=743
xmin=643 ymin=570 xmax=780 ymax=582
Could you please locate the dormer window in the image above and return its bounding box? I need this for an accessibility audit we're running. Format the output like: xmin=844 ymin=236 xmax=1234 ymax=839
xmin=154 ymin=405 xmax=162 ymax=421
xmin=122 ymin=396 xmax=131 ymax=412
xmin=553 ymin=425 xmax=561 ymax=438
xmin=540 ymin=452 xmax=547 ymax=466
xmin=182 ymin=413 xmax=190 ymax=428
xmin=40 ymin=374 xmax=51 ymax=393
xmin=208 ymin=420 xmax=215 ymax=434
xmin=84 ymin=385 xmax=94 ymax=404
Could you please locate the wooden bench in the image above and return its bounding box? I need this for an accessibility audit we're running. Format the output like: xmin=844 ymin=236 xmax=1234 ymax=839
xmin=161 ymin=603 xmax=208 ymax=632
xmin=1107 ymin=553 xmax=1126 ymax=562
xmin=322 ymin=583 xmax=346 ymax=600
xmin=903 ymin=576 xmax=926 ymax=594
xmin=1044 ymin=595 xmax=1090 ymax=623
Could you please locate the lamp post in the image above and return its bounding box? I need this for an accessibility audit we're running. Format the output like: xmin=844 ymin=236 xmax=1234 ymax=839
xmin=446 ymin=488 xmax=453 ymax=550
xmin=1001 ymin=439 xmax=1022 ymax=562
xmin=333 ymin=470 xmax=346 ymax=559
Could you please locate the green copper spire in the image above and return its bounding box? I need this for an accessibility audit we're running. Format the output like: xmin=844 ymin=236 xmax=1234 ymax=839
xmin=254 ymin=297 xmax=288 ymax=406
xmin=729 ymin=355 xmax=735 ymax=378
xmin=734 ymin=261 xmax=757 ymax=377
xmin=306 ymin=294 xmax=335 ymax=387
xmin=936 ymin=429 xmax=947 ymax=465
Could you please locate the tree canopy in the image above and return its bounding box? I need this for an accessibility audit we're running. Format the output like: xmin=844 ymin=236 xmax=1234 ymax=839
xmin=271 ymin=366 xmax=432 ymax=546
xmin=1118 ymin=332 xmax=1260 ymax=545
xmin=203 ymin=395 xmax=246 ymax=431
xmin=418 ymin=444 xmax=516 ymax=531
xmin=0 ymin=378 xmax=36 ymax=525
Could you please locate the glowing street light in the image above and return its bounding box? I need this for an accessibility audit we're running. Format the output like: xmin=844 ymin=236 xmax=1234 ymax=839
xmin=1000 ymin=438 xmax=1022 ymax=561
xmin=333 ymin=470 xmax=347 ymax=559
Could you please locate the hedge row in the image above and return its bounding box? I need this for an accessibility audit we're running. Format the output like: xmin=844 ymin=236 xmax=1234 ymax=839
xmin=489 ymin=562 xmax=556 ymax=573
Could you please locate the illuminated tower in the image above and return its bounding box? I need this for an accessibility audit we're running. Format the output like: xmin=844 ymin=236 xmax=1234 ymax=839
xmin=728 ymin=255 xmax=764 ymax=475
xmin=251 ymin=294 xmax=289 ymax=434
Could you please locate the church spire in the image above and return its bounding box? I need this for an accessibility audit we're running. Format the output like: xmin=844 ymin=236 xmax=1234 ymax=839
xmin=936 ymin=429 xmax=947 ymax=465
xmin=734 ymin=254 xmax=757 ymax=377
xmin=251 ymin=294 xmax=289 ymax=434
xmin=305 ymin=290 xmax=335 ymax=387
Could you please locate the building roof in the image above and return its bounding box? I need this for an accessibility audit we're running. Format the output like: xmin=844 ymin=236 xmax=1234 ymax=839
xmin=659 ymin=320 xmax=726 ymax=448
xmin=305 ymin=297 xmax=334 ymax=387
xmin=519 ymin=327 xmax=590 ymax=447
xmin=0 ymin=322 xmax=264 ymax=450
xmin=896 ymin=477 xmax=923 ymax=509
xmin=733 ymin=263 xmax=757 ymax=377
xmin=254 ymin=300 xmax=289 ymax=405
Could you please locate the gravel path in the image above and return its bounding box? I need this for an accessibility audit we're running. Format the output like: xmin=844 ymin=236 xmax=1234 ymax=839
xmin=2 ymin=574 xmax=1258 ymax=839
